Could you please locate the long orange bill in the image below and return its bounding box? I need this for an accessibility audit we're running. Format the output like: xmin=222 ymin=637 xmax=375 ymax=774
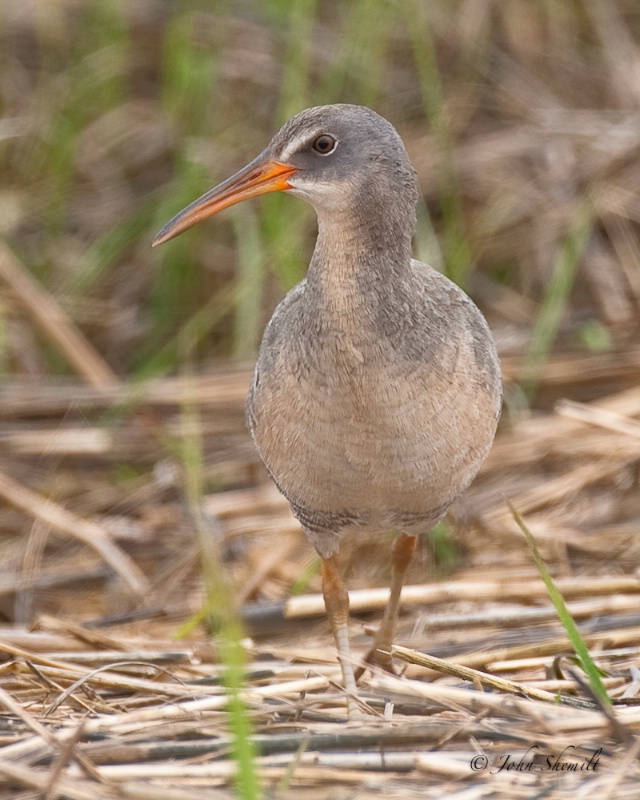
xmin=152 ymin=152 xmax=297 ymax=246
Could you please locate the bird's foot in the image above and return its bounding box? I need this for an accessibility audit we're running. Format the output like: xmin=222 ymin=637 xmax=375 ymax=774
xmin=345 ymin=696 xmax=370 ymax=721
xmin=354 ymin=644 xmax=397 ymax=682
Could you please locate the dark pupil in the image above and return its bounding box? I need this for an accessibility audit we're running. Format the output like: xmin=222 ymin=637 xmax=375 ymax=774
xmin=315 ymin=135 xmax=333 ymax=153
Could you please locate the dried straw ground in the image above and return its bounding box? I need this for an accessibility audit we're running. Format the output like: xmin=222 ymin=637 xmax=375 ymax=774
xmin=2 ymin=2 xmax=640 ymax=798
xmin=0 ymin=341 xmax=639 ymax=798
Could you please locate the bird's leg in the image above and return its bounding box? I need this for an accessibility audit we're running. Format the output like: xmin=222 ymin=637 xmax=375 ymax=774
xmin=357 ymin=532 xmax=417 ymax=677
xmin=321 ymin=555 xmax=359 ymax=704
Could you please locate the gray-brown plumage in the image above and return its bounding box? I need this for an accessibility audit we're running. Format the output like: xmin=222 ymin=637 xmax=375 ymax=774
xmin=154 ymin=104 xmax=502 ymax=712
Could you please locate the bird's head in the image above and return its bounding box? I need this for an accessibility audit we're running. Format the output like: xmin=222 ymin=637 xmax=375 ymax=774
xmin=153 ymin=104 xmax=418 ymax=247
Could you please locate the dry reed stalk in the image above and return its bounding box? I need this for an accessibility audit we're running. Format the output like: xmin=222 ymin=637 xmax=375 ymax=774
xmin=391 ymin=645 xmax=584 ymax=706
xmin=2 ymin=5 xmax=640 ymax=797
xmin=3 ymin=662 xmax=197 ymax=710
xmin=0 ymin=427 xmax=112 ymax=456
xmin=0 ymin=242 xmax=119 ymax=390
xmin=409 ymin=595 xmax=640 ymax=631
xmin=0 ymin=684 xmax=59 ymax=747
xmin=66 ymin=760 xmax=399 ymax=784
xmin=276 ymin=575 xmax=640 ymax=620
xmin=117 ymin=783 xmax=233 ymax=800
xmin=599 ymin=737 xmax=640 ymax=800
xmin=0 ymin=761 xmax=103 ymax=800
xmin=556 ymin=399 xmax=640 ymax=437
xmin=499 ymin=350 xmax=640 ymax=387
xmin=486 ymin=383 xmax=640 ymax=466
xmin=449 ymin=627 xmax=640 ymax=670
xmin=0 ymin=371 xmax=250 ymax=417
xmin=370 ymin=673 xmax=640 ymax=733
xmin=0 ymin=469 xmax=148 ymax=594
xmin=2 ymin=621 xmax=196 ymax=657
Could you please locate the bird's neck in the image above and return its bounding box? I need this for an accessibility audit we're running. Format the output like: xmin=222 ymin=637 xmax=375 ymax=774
xmin=306 ymin=209 xmax=416 ymax=319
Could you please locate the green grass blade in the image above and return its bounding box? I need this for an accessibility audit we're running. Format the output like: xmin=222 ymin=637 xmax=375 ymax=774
xmin=232 ymin=205 xmax=266 ymax=360
xmin=133 ymin=280 xmax=238 ymax=378
xmin=509 ymin=501 xmax=611 ymax=708
xmin=523 ymin=196 xmax=595 ymax=396
xmin=178 ymin=367 xmax=262 ymax=800
xmin=315 ymin=0 xmax=394 ymax=108
xmin=403 ymin=0 xmax=471 ymax=287
xmin=276 ymin=0 xmax=318 ymax=121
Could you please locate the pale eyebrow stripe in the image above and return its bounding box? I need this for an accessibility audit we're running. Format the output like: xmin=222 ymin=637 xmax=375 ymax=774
xmin=279 ymin=131 xmax=316 ymax=163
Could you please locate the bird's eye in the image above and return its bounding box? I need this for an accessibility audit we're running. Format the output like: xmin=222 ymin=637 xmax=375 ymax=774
xmin=312 ymin=134 xmax=337 ymax=155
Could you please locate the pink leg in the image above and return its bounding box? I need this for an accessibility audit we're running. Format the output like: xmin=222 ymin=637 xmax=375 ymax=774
xmin=357 ymin=532 xmax=417 ymax=677
xmin=321 ymin=556 xmax=359 ymax=712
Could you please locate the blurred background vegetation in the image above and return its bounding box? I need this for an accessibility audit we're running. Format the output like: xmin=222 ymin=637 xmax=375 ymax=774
xmin=2 ymin=0 xmax=639 ymax=396
xmin=2 ymin=7 xmax=640 ymax=794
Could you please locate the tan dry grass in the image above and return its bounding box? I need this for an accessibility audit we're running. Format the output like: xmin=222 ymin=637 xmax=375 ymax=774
xmin=1 ymin=1 xmax=640 ymax=797
xmin=0 ymin=361 xmax=639 ymax=798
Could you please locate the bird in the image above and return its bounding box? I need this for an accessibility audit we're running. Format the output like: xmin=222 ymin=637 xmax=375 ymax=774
xmin=153 ymin=104 xmax=502 ymax=711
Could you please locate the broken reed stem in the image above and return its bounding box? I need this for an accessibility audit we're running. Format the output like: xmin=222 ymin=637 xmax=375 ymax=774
xmin=278 ymin=575 xmax=640 ymax=619
xmin=0 ymin=469 xmax=148 ymax=595
xmin=390 ymin=645 xmax=585 ymax=707
xmin=0 ymin=241 xmax=119 ymax=390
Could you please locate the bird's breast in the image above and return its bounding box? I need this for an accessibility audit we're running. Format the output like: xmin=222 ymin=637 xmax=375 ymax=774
xmin=247 ymin=322 xmax=500 ymax=526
